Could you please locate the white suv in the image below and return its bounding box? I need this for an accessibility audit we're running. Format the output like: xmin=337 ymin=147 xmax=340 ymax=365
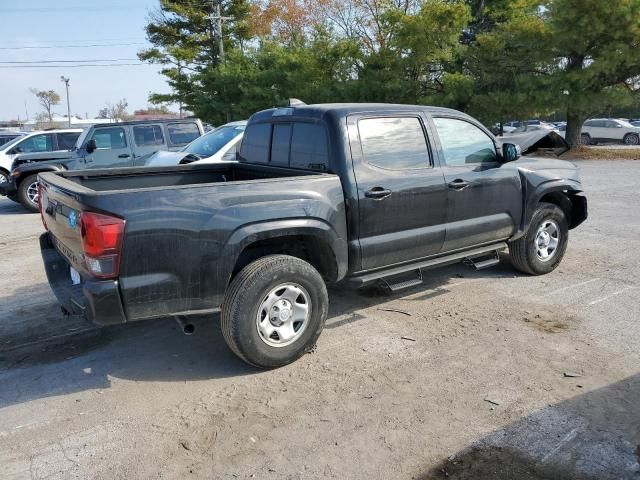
xmin=0 ymin=129 xmax=83 ymax=183
xmin=581 ymin=119 xmax=640 ymax=145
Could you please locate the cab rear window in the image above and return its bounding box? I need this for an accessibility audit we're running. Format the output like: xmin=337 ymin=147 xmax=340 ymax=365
xmin=239 ymin=121 xmax=328 ymax=170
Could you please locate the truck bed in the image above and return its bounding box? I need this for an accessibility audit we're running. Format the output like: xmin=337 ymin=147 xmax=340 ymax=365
xmin=47 ymin=162 xmax=325 ymax=193
xmin=38 ymin=162 xmax=348 ymax=324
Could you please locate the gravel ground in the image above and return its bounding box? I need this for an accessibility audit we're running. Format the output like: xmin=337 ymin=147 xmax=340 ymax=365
xmin=0 ymin=159 xmax=639 ymax=480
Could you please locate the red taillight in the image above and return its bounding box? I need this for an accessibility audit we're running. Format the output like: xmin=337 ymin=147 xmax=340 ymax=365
xmin=37 ymin=183 xmax=48 ymax=231
xmin=80 ymin=211 xmax=125 ymax=279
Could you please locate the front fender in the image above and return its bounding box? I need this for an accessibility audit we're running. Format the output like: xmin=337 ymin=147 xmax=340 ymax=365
xmin=14 ymin=163 xmax=66 ymax=185
xmin=520 ymin=179 xmax=585 ymax=236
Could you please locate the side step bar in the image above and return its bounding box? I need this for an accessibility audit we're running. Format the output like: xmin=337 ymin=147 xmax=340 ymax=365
xmin=346 ymin=242 xmax=507 ymax=289
xmin=379 ymin=270 xmax=423 ymax=293
xmin=465 ymin=251 xmax=501 ymax=270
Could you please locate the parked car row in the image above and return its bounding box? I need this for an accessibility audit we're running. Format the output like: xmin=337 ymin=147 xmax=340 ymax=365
xmin=497 ymin=117 xmax=640 ymax=145
xmin=1 ymin=119 xmax=204 ymax=211
xmin=0 ymin=129 xmax=83 ymax=184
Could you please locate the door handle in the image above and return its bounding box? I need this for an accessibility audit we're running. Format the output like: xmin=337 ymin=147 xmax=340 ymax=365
xmin=448 ymin=179 xmax=470 ymax=191
xmin=365 ymin=187 xmax=392 ymax=199
xmin=118 ymin=154 xmax=131 ymax=159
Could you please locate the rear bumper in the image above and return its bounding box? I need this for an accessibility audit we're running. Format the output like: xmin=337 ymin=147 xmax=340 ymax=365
xmin=0 ymin=178 xmax=17 ymax=196
xmin=40 ymin=233 xmax=127 ymax=325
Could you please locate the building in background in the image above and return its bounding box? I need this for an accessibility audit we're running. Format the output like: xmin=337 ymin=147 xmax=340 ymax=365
xmin=21 ymin=114 xmax=115 ymax=132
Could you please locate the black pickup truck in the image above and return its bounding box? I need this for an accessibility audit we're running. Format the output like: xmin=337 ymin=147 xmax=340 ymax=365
xmin=37 ymin=103 xmax=587 ymax=368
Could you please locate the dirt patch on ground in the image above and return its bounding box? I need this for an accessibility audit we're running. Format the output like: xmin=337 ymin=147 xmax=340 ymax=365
xmin=523 ymin=312 xmax=575 ymax=334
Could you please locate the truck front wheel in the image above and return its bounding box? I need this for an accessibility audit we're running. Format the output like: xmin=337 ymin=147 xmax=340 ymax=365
xmin=509 ymin=202 xmax=569 ymax=275
xmin=221 ymin=255 xmax=328 ymax=368
xmin=17 ymin=174 xmax=40 ymax=213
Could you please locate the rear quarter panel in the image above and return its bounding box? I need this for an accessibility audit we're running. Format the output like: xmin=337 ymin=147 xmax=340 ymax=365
xmin=85 ymin=175 xmax=347 ymax=321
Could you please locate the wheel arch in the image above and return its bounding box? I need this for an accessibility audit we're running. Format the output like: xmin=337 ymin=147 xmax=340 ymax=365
xmin=15 ymin=164 xmax=65 ymax=187
xmin=223 ymin=219 xmax=348 ymax=286
xmin=520 ymin=181 xmax=587 ymax=235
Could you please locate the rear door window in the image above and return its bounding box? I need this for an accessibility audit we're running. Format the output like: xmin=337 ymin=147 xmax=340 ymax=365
xmin=239 ymin=123 xmax=271 ymax=164
xmin=56 ymin=132 xmax=81 ymax=150
xmin=133 ymin=125 xmax=165 ymax=146
xmin=167 ymin=122 xmax=200 ymax=145
xmin=358 ymin=117 xmax=430 ymax=169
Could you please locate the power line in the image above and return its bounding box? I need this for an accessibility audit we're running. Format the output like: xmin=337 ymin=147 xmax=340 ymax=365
xmin=0 ymin=6 xmax=148 ymax=13
xmin=0 ymin=43 xmax=147 ymax=50
xmin=1 ymin=37 xmax=144 ymax=44
xmin=0 ymin=63 xmax=151 ymax=69
xmin=0 ymin=59 xmax=140 ymax=64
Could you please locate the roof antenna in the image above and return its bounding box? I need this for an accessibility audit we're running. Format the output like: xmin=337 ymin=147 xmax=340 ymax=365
xmin=288 ymin=98 xmax=306 ymax=107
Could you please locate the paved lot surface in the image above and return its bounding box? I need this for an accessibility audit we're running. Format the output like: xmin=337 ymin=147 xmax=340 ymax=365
xmin=0 ymin=160 xmax=639 ymax=479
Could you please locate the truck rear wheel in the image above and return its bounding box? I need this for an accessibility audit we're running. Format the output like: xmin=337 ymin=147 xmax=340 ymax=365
xmin=221 ymin=255 xmax=328 ymax=368
xmin=17 ymin=174 xmax=40 ymax=213
xmin=509 ymin=202 xmax=569 ymax=275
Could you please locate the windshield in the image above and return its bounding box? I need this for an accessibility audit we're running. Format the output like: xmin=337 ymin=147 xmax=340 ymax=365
xmin=616 ymin=119 xmax=635 ymax=128
xmin=182 ymin=124 xmax=245 ymax=157
xmin=0 ymin=134 xmax=26 ymax=152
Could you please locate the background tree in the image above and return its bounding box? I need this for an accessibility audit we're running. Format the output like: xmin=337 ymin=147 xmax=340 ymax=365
xmin=97 ymin=99 xmax=131 ymax=121
xmin=139 ymin=0 xmax=253 ymax=122
xmin=30 ymin=89 xmax=60 ymax=123
xmin=97 ymin=107 xmax=110 ymax=119
xmin=444 ymin=1 xmax=551 ymax=126
xmin=133 ymin=105 xmax=176 ymax=116
xmin=140 ymin=0 xmax=640 ymax=148
xmin=545 ymin=0 xmax=640 ymax=147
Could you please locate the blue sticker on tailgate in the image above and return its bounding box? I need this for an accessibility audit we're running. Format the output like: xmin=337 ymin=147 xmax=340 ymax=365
xmin=68 ymin=210 xmax=78 ymax=229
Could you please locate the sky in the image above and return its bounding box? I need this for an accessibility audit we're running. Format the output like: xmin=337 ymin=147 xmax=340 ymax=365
xmin=0 ymin=0 xmax=178 ymax=121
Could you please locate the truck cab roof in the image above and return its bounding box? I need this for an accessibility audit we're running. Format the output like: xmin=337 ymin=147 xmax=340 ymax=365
xmin=249 ymin=103 xmax=471 ymax=123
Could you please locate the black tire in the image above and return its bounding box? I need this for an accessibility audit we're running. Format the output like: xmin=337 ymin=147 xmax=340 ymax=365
xmin=221 ymin=255 xmax=328 ymax=368
xmin=580 ymin=133 xmax=591 ymax=145
xmin=509 ymin=202 xmax=569 ymax=275
xmin=17 ymin=174 xmax=40 ymax=213
xmin=0 ymin=168 xmax=8 ymax=185
xmin=623 ymin=133 xmax=639 ymax=146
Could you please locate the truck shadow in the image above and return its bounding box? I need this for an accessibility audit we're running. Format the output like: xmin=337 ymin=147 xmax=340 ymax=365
xmin=416 ymin=374 xmax=640 ymax=480
xmin=0 ymin=260 xmax=520 ymax=409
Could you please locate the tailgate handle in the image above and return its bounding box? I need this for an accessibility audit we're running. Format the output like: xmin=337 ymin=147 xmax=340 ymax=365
xmin=118 ymin=154 xmax=131 ymax=159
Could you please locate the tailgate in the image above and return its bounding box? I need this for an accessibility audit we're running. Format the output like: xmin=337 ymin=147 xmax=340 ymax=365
xmin=39 ymin=174 xmax=91 ymax=275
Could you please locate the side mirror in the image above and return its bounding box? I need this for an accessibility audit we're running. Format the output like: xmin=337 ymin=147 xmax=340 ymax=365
xmin=85 ymin=139 xmax=97 ymax=154
xmin=502 ymin=142 xmax=521 ymax=162
xmin=10 ymin=147 xmax=22 ymax=154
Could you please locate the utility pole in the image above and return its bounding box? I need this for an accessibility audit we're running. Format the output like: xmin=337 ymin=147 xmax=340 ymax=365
xmin=209 ymin=0 xmax=233 ymax=63
xmin=60 ymin=76 xmax=71 ymax=127
xmin=178 ymin=63 xmax=183 ymax=119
